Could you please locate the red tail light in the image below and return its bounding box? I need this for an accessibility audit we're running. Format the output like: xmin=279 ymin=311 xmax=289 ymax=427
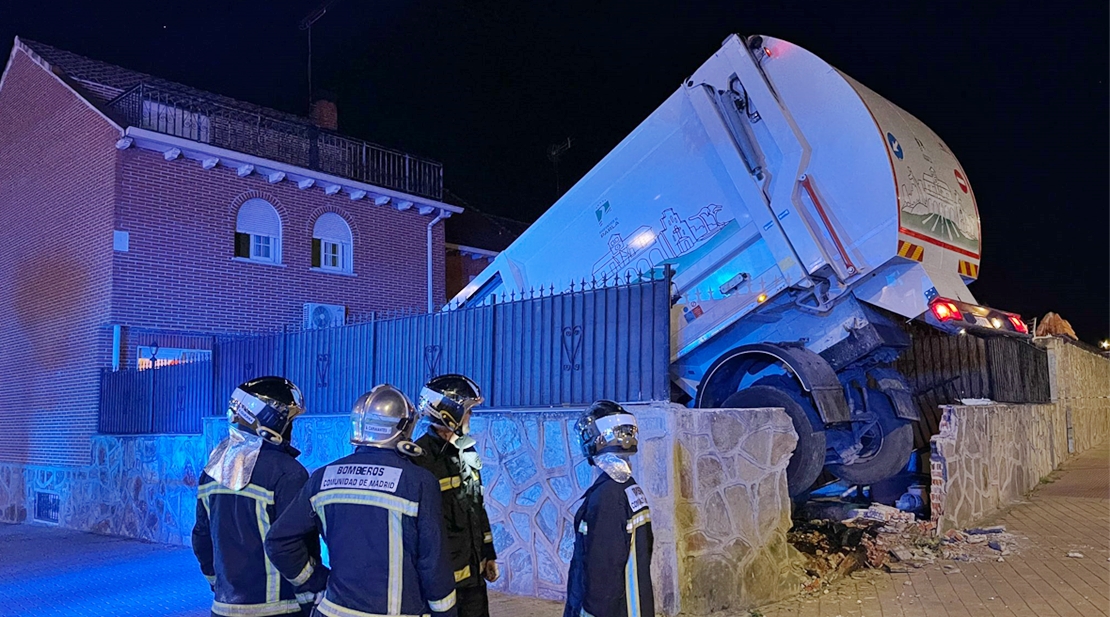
xmin=1008 ymin=315 xmax=1029 ymax=334
xmin=931 ymin=301 xmax=963 ymax=322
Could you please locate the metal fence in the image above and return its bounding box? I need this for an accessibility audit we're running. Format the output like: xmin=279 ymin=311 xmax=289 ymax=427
xmin=895 ymin=322 xmax=1052 ymax=449
xmin=108 ymin=83 xmax=444 ymax=200
xmin=98 ymin=360 xmax=212 ymax=434
xmin=99 ymin=275 xmax=671 ymax=434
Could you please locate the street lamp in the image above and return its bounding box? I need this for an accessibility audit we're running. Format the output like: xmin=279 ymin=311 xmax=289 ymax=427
xmin=1100 ymin=340 xmax=1110 ymax=350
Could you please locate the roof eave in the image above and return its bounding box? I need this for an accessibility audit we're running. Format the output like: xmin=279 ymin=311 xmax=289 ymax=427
xmin=122 ymin=127 xmax=462 ymax=216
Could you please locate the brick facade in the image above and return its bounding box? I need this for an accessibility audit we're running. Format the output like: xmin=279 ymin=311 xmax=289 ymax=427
xmin=0 ymin=45 xmax=448 ymax=466
xmin=0 ymin=49 xmax=119 ymax=466
xmin=446 ymin=249 xmax=493 ymax=300
xmin=112 ymin=147 xmax=445 ymax=334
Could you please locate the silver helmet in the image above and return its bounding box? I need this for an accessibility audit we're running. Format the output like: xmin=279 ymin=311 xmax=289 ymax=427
xmin=350 ymin=384 xmax=422 ymax=456
xmin=575 ymin=400 xmax=639 ymax=462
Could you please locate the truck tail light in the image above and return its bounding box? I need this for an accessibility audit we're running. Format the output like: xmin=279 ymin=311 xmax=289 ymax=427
xmin=931 ymin=300 xmax=963 ymax=323
xmin=1008 ymin=315 xmax=1029 ymax=334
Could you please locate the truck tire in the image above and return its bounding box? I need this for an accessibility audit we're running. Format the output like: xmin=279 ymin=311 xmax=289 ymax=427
xmin=721 ymin=385 xmax=826 ymax=498
xmin=825 ymin=396 xmax=913 ymax=486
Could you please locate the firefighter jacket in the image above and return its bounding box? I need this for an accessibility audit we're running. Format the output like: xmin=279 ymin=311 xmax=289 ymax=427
xmin=563 ymin=473 xmax=655 ymax=617
xmin=192 ymin=441 xmax=325 ymax=617
xmin=264 ymin=446 xmax=458 ymax=617
xmin=414 ymin=431 xmax=497 ymax=588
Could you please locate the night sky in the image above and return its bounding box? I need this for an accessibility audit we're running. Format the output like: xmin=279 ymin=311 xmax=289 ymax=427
xmin=1 ymin=1 xmax=1106 ymax=342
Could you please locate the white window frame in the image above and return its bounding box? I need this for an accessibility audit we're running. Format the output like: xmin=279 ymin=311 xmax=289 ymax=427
xmin=236 ymin=199 xmax=283 ymax=265
xmin=312 ymin=213 xmax=354 ymax=275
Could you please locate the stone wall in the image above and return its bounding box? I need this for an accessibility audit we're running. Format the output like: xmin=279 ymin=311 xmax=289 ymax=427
xmin=0 ymin=434 xmax=206 ymax=545
xmin=929 ymin=339 xmax=1109 ymax=532
xmin=929 ymin=404 xmax=1060 ymax=531
xmin=1039 ymin=336 xmax=1110 ymax=453
xmin=672 ymin=407 xmax=804 ymax=614
xmin=2 ymin=406 xmax=801 ymax=615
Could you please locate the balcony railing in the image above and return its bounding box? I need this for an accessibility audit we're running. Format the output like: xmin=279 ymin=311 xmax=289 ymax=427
xmin=108 ymin=83 xmax=443 ymax=200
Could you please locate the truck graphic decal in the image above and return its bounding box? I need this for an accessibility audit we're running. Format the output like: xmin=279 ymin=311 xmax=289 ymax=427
xmin=591 ymin=205 xmax=734 ymax=280
xmin=900 ymin=167 xmax=978 ymax=252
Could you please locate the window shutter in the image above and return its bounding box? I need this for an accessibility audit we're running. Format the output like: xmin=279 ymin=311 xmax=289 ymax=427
xmin=312 ymin=238 xmax=321 ymax=268
xmin=312 ymin=212 xmax=352 ymax=243
xmin=235 ymin=232 xmax=250 ymax=258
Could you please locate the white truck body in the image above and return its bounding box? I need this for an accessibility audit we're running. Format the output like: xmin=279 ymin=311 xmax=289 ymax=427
xmin=452 ymin=34 xmax=1012 ymax=494
xmin=455 ymin=35 xmax=980 ymax=369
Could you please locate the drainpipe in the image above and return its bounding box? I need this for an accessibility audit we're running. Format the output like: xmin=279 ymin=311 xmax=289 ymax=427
xmin=112 ymin=324 xmax=122 ymax=371
xmin=427 ymin=209 xmax=449 ymax=312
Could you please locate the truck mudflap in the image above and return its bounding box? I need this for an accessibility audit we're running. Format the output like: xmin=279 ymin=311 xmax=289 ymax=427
xmin=869 ymin=367 xmax=920 ymax=421
xmin=696 ymin=342 xmax=851 ymax=425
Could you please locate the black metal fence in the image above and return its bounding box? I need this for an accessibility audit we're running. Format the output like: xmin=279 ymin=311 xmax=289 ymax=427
xmin=108 ymin=83 xmax=443 ymax=200
xmin=895 ymin=322 xmax=1052 ymax=449
xmin=98 ymin=275 xmax=671 ymax=434
xmin=98 ymin=360 xmax=212 ymax=434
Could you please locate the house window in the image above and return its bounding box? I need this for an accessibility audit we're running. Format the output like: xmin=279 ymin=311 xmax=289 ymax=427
xmin=235 ymin=198 xmax=282 ymax=264
xmin=136 ymin=346 xmax=211 ymax=370
xmin=311 ymin=212 xmax=353 ymax=273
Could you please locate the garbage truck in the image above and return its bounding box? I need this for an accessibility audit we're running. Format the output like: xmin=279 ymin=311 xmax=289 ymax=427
xmin=450 ymin=34 xmax=1030 ymax=497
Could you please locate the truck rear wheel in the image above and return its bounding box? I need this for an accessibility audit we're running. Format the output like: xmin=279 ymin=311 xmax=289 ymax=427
xmin=825 ymin=396 xmax=913 ymax=486
xmin=721 ymin=385 xmax=825 ymax=498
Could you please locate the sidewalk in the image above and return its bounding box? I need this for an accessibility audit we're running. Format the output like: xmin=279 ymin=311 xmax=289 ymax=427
xmin=756 ymin=441 xmax=1110 ymax=617
xmin=1 ymin=443 xmax=1104 ymax=616
xmin=0 ymin=522 xmax=563 ymax=617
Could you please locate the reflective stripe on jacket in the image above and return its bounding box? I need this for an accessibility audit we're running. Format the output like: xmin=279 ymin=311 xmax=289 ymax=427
xmin=192 ymin=442 xmax=318 ymax=617
xmin=414 ymin=432 xmax=496 ymax=588
xmin=563 ymin=473 xmax=655 ymax=617
xmin=265 ymin=446 xmax=458 ymax=617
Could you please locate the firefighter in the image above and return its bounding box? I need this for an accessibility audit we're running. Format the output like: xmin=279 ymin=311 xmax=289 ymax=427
xmin=564 ymin=400 xmax=655 ymax=617
xmin=192 ymin=376 xmax=327 ymax=617
xmin=414 ymin=374 xmax=499 ymax=617
xmin=265 ymin=384 xmax=458 ymax=617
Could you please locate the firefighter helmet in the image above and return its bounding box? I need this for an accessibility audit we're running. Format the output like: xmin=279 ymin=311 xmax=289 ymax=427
xmin=574 ymin=400 xmax=639 ymax=462
xmin=228 ymin=376 xmax=305 ymax=446
xmin=351 ymin=384 xmax=422 ymax=455
xmin=418 ymin=374 xmax=483 ymax=433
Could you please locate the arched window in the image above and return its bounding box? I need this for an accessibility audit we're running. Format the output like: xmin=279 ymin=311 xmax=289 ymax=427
xmin=312 ymin=212 xmax=353 ymax=273
xmin=234 ymin=198 xmax=282 ymax=264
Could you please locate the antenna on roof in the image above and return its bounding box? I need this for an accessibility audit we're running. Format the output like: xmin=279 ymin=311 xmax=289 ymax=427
xmin=299 ymin=0 xmax=343 ymax=108
xmin=547 ymin=137 xmax=573 ymax=198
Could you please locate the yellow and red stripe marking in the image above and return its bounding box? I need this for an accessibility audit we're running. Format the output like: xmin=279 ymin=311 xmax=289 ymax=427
xmin=897 ymin=240 xmax=924 ymax=262
xmin=958 ymin=260 xmax=979 ymax=279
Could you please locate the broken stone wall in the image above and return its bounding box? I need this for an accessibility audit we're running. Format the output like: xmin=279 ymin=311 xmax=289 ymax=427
xmin=1 ymin=406 xmax=803 ymax=616
xmin=930 ymin=339 xmax=1108 ymax=532
xmin=929 ymin=404 xmax=1059 ymax=531
xmin=672 ymin=407 xmax=804 ymax=614
xmin=469 ymin=403 xmax=801 ymax=616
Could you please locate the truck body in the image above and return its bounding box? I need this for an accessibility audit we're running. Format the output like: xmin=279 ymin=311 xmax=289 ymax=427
xmin=452 ymin=35 xmax=1028 ymax=495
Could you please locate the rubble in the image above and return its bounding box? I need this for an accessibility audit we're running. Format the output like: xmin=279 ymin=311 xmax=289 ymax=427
xmin=787 ymin=501 xmax=1023 ymax=592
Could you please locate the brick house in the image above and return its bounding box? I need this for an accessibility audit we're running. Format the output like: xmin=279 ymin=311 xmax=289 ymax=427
xmin=445 ymin=208 xmax=528 ymax=300
xmin=0 ymin=37 xmax=461 ymax=467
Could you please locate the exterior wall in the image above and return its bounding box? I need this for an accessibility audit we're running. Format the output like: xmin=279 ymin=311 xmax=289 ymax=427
xmin=672 ymin=407 xmax=804 ymax=614
xmin=0 ymin=48 xmax=120 ymax=465
xmin=445 ymin=250 xmax=493 ymax=300
xmin=3 ymin=406 xmax=802 ymax=616
xmin=1039 ymin=336 xmax=1110 ymax=452
xmin=113 ymin=148 xmax=446 ymax=335
xmin=929 ymin=339 xmax=1108 ymax=532
xmin=0 ymin=434 xmax=206 ymax=545
xmin=929 ymin=404 xmax=1061 ymax=531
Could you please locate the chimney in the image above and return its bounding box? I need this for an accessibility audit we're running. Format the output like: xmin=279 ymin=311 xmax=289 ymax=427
xmin=309 ymin=89 xmax=338 ymax=131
